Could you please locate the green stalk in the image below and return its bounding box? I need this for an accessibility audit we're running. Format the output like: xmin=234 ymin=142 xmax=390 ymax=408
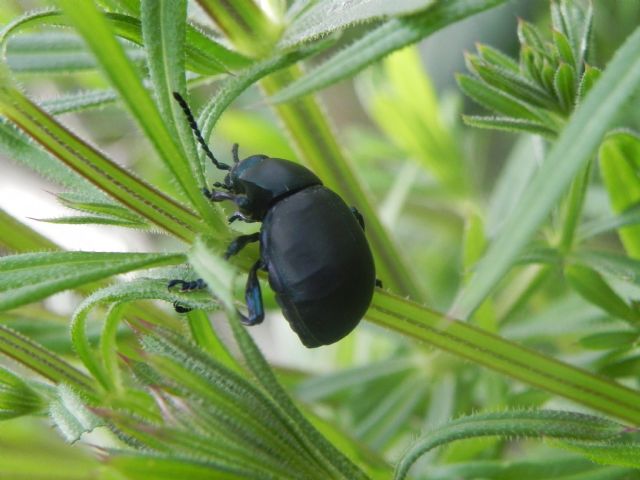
xmin=369 ymin=290 xmax=640 ymax=425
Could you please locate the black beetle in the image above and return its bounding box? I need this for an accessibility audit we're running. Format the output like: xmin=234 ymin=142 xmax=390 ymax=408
xmin=169 ymin=92 xmax=377 ymax=347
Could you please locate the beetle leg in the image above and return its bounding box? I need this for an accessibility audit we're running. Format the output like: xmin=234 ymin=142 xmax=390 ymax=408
xmin=224 ymin=233 xmax=260 ymax=259
xmin=168 ymin=278 xmax=207 ymax=291
xmin=168 ymin=278 xmax=207 ymax=314
xmin=202 ymin=187 xmax=235 ymax=202
xmin=239 ymin=260 xmax=265 ymax=326
xmin=228 ymin=211 xmax=257 ymax=224
xmin=375 ymin=278 xmax=383 ymax=288
xmin=350 ymin=207 xmax=365 ymax=231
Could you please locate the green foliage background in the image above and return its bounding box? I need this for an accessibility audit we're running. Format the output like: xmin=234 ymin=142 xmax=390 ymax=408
xmin=1 ymin=0 xmax=640 ymax=479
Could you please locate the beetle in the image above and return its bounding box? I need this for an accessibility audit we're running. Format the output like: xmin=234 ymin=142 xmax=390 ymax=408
xmin=169 ymin=92 xmax=378 ymax=347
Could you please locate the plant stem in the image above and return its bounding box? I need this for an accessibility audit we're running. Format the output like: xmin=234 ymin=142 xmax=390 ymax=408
xmin=370 ymin=290 xmax=640 ymax=425
xmin=559 ymin=160 xmax=592 ymax=253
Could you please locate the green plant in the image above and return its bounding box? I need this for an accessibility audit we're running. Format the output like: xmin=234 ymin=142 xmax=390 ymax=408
xmin=1 ymin=0 xmax=640 ymax=478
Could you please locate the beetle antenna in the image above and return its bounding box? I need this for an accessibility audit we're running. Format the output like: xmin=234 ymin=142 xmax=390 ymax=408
xmin=232 ymin=143 xmax=240 ymax=163
xmin=172 ymin=92 xmax=230 ymax=171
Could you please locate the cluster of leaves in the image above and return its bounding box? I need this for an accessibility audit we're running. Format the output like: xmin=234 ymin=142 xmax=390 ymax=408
xmin=459 ymin=0 xmax=598 ymax=137
xmin=1 ymin=0 xmax=640 ymax=479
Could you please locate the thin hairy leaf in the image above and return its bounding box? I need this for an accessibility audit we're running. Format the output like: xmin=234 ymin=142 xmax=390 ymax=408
xmin=0 ymin=207 xmax=58 ymax=252
xmin=395 ymin=410 xmax=627 ymax=479
xmin=0 ymin=251 xmax=185 ymax=311
xmin=0 ymin=80 xmax=204 ymax=240
xmin=57 ymin=191 xmax=147 ymax=224
xmin=0 ymin=366 xmax=45 ymax=419
xmin=55 ymin=0 xmax=221 ymax=226
xmin=269 ymin=0 xmax=509 ymax=104
xmin=599 ymin=131 xmax=640 ymax=258
xmin=0 ymin=325 xmax=95 ymax=392
xmin=0 ymin=9 xmax=248 ymax=75
xmin=108 ymin=453 xmax=247 ymax=480
xmin=451 ymin=24 xmax=640 ymax=318
xmin=564 ymin=264 xmax=639 ymax=324
xmin=49 ymin=385 xmax=102 ymax=442
xmin=41 ymin=89 xmax=118 ymax=115
xmin=280 ymin=0 xmax=436 ymax=48
xmin=578 ymin=204 xmax=640 ymax=241
xmin=141 ymin=0 xmax=202 ymax=189
xmin=462 ymin=115 xmax=556 ymax=138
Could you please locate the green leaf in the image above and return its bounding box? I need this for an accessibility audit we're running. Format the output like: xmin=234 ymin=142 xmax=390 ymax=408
xmin=0 ymin=325 xmax=96 ymax=393
xmin=554 ymin=62 xmax=577 ymax=112
xmin=268 ymin=0 xmax=509 ymax=104
xmin=462 ymin=115 xmax=556 ymax=138
xmin=550 ymin=0 xmax=593 ymax=74
xmin=564 ymin=264 xmax=639 ymax=324
xmin=41 ymin=89 xmax=118 ymax=115
xmin=578 ymin=204 xmax=640 ymax=241
xmin=517 ymin=19 xmax=546 ymax=52
xmin=578 ymin=64 xmax=601 ymax=102
xmin=571 ymin=250 xmax=640 ymax=287
xmin=54 ymin=0 xmax=221 ymax=227
xmin=457 ymin=74 xmax=547 ymax=122
xmin=0 ymin=367 xmax=45 ymax=420
xmin=141 ymin=0 xmax=202 ymax=190
xmin=599 ymin=131 xmax=640 ymax=258
xmin=108 ymin=454 xmax=247 ymax=480
xmin=395 ymin=409 xmax=627 ymax=479
xmin=476 ymin=43 xmax=519 ymax=72
xmin=466 ymin=54 xmax=558 ymax=110
xmin=560 ymin=437 xmax=640 ymax=469
xmin=451 ymin=23 xmax=640 ymax=318
xmin=0 ymin=9 xmax=248 ymax=75
xmin=280 ymin=0 xmax=436 ymax=48
xmin=0 ymin=251 xmax=186 ymax=311
xmin=0 ymin=82 xmax=204 ymax=240
xmin=579 ymin=330 xmax=638 ymax=350
xmin=57 ymin=191 xmax=147 ymax=224
xmin=50 ymin=385 xmax=102 ymax=442
xmin=553 ymin=29 xmax=576 ymax=68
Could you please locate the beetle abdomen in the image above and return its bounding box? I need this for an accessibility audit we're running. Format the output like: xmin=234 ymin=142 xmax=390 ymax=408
xmin=261 ymin=186 xmax=376 ymax=347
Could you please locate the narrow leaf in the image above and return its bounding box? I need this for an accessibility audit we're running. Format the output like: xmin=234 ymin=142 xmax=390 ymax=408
xmin=564 ymin=264 xmax=638 ymax=324
xmin=599 ymin=131 xmax=640 ymax=258
xmin=268 ymin=0 xmax=509 ymax=104
xmin=395 ymin=409 xmax=627 ymax=479
xmin=457 ymin=74 xmax=546 ymax=122
xmin=554 ymin=62 xmax=577 ymax=112
xmin=463 ymin=115 xmax=556 ymax=138
xmin=280 ymin=0 xmax=436 ymax=48
xmin=0 ymin=251 xmax=186 ymax=311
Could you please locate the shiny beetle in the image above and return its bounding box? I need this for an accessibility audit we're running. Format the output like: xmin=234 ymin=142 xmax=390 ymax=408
xmin=169 ymin=92 xmax=377 ymax=347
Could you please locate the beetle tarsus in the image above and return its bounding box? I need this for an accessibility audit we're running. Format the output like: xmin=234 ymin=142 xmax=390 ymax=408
xmin=173 ymin=301 xmax=192 ymax=314
xmin=239 ymin=260 xmax=265 ymax=326
xmin=168 ymin=278 xmax=207 ymax=292
xmin=224 ymin=233 xmax=260 ymax=259
xmin=228 ymin=211 xmax=256 ymax=224
xmin=202 ymin=187 xmax=234 ymax=202
xmin=375 ymin=278 xmax=383 ymax=288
